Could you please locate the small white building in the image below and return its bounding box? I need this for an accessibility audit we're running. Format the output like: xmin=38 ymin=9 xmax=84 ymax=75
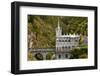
xmin=56 ymin=20 xmax=80 ymax=59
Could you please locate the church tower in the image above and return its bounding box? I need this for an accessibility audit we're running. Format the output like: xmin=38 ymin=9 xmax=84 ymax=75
xmin=56 ymin=18 xmax=62 ymax=37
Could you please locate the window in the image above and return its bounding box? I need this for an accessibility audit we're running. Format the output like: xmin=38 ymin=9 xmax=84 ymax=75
xmin=65 ymin=46 xmax=67 ymax=49
xmin=58 ymin=54 xmax=61 ymax=58
xmin=75 ymin=40 xmax=78 ymax=42
xmin=68 ymin=39 xmax=70 ymax=42
xmin=72 ymin=46 xmax=75 ymax=48
xmin=59 ymin=40 xmax=61 ymax=42
xmin=65 ymin=54 xmax=68 ymax=58
xmin=65 ymin=40 xmax=67 ymax=42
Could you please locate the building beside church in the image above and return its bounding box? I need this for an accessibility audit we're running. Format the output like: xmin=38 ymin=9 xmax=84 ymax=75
xmin=55 ymin=20 xmax=80 ymax=59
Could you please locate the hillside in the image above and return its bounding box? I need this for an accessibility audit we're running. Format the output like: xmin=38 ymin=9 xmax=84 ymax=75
xmin=28 ymin=15 xmax=88 ymax=48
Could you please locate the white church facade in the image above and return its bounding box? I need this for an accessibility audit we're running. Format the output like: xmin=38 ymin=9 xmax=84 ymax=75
xmin=55 ymin=21 xmax=80 ymax=59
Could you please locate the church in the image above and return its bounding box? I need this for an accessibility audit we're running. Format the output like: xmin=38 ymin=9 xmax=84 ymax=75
xmin=55 ymin=20 xmax=80 ymax=59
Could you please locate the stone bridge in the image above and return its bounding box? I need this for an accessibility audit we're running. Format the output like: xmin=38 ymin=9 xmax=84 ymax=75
xmin=28 ymin=48 xmax=72 ymax=60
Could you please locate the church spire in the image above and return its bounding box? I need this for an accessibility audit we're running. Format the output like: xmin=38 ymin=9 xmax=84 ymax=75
xmin=56 ymin=17 xmax=62 ymax=37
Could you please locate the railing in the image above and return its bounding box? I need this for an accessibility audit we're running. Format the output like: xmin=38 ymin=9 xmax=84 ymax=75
xmin=28 ymin=48 xmax=55 ymax=52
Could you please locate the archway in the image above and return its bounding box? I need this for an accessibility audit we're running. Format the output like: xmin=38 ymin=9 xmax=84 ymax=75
xmin=34 ymin=53 xmax=43 ymax=60
xmin=46 ymin=52 xmax=56 ymax=60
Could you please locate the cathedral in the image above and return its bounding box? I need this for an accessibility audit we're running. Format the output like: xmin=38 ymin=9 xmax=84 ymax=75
xmin=55 ymin=20 xmax=80 ymax=59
